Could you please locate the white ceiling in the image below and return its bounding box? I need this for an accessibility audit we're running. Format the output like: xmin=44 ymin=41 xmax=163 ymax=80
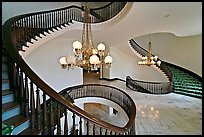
xmin=2 ymin=2 xmax=202 ymax=42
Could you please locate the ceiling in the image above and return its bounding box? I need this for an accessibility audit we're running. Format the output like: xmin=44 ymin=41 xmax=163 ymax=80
xmin=2 ymin=2 xmax=202 ymax=40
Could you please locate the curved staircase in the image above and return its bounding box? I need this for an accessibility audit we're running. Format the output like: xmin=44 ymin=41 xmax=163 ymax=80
xmin=128 ymin=39 xmax=202 ymax=98
xmin=166 ymin=63 xmax=202 ymax=98
xmin=2 ymin=46 xmax=32 ymax=135
xmin=2 ymin=2 xmax=136 ymax=135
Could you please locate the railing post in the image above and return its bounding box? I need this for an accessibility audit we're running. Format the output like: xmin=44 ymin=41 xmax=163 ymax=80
xmin=49 ymin=99 xmax=54 ymax=135
xmin=64 ymin=108 xmax=68 ymax=135
xmin=57 ymin=103 xmax=61 ymax=135
xmin=30 ymin=81 xmax=35 ymax=129
xmin=86 ymin=121 xmax=89 ymax=135
xmin=24 ymin=75 xmax=29 ymax=118
xmin=35 ymin=87 xmax=41 ymax=132
xmin=79 ymin=117 xmax=82 ymax=135
xmin=72 ymin=113 xmax=76 ymax=135
xmin=19 ymin=69 xmax=25 ymax=116
xmin=42 ymin=92 xmax=48 ymax=135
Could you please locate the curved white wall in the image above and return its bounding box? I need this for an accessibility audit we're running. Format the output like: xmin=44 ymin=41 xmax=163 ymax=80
xmin=25 ymin=35 xmax=83 ymax=92
xmin=109 ymin=44 xmax=168 ymax=82
xmin=133 ymin=33 xmax=202 ymax=77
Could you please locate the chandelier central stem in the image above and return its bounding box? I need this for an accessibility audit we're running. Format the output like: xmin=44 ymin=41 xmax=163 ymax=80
xmin=59 ymin=2 xmax=113 ymax=72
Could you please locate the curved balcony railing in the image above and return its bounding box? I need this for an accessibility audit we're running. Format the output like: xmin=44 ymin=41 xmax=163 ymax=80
xmin=128 ymin=39 xmax=173 ymax=94
xmin=89 ymin=2 xmax=127 ymax=22
xmin=59 ymin=84 xmax=136 ymax=135
xmin=126 ymin=76 xmax=172 ymax=94
xmin=2 ymin=2 xmax=133 ymax=135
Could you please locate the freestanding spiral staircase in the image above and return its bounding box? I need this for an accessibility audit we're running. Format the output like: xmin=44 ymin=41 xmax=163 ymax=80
xmin=2 ymin=2 xmax=137 ymax=135
xmin=127 ymin=39 xmax=202 ymax=99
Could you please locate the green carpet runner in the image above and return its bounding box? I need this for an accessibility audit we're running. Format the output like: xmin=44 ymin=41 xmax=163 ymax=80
xmin=168 ymin=65 xmax=202 ymax=99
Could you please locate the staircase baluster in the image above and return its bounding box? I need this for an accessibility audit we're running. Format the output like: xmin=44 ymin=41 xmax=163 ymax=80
xmin=99 ymin=127 xmax=102 ymax=135
xmin=57 ymin=103 xmax=61 ymax=135
xmin=79 ymin=117 xmax=82 ymax=135
xmin=49 ymin=99 xmax=54 ymax=135
xmin=86 ymin=121 xmax=89 ymax=135
xmin=35 ymin=87 xmax=41 ymax=131
xmin=42 ymin=92 xmax=48 ymax=135
xmin=105 ymin=129 xmax=107 ymax=135
xmin=14 ymin=64 xmax=20 ymax=102
xmin=19 ymin=69 xmax=24 ymax=115
xmin=30 ymin=81 xmax=35 ymax=129
xmin=72 ymin=113 xmax=76 ymax=135
xmin=24 ymin=75 xmax=29 ymax=117
xmin=64 ymin=108 xmax=68 ymax=135
xmin=93 ymin=123 xmax=95 ymax=135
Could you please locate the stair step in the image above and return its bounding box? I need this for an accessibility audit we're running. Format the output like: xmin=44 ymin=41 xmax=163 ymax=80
xmin=2 ymin=72 xmax=9 ymax=79
xmin=4 ymin=114 xmax=30 ymax=135
xmin=2 ymin=79 xmax=10 ymax=82
xmin=2 ymin=102 xmax=20 ymax=121
xmin=2 ymin=93 xmax=14 ymax=104
xmin=2 ymin=63 xmax=8 ymax=70
xmin=2 ymin=102 xmax=20 ymax=112
xmin=2 ymin=90 xmax=13 ymax=96
xmin=19 ymin=127 xmax=42 ymax=135
xmin=2 ymin=80 xmax=10 ymax=91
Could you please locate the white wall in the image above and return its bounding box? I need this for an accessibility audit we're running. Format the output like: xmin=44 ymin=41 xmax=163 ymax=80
xmin=25 ymin=36 xmax=83 ymax=92
xmin=109 ymin=42 xmax=168 ymax=82
xmin=2 ymin=2 xmax=81 ymax=24
xmin=133 ymin=33 xmax=202 ymax=77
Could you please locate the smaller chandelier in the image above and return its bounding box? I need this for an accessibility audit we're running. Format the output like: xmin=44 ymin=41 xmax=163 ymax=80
xmin=138 ymin=33 xmax=161 ymax=66
xmin=59 ymin=3 xmax=113 ymax=71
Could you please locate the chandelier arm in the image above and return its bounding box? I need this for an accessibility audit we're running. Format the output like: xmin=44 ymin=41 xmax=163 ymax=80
xmin=60 ymin=2 xmax=113 ymax=71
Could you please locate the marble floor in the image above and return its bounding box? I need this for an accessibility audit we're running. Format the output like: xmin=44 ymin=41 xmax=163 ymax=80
xmin=83 ymin=71 xmax=202 ymax=135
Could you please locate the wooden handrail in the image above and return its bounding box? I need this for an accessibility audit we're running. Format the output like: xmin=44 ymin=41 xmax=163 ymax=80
xmin=129 ymin=39 xmax=173 ymax=82
xmin=126 ymin=76 xmax=172 ymax=94
xmin=3 ymin=2 xmax=134 ymax=135
xmin=60 ymin=84 xmax=136 ymax=133
xmin=128 ymin=39 xmax=173 ymax=94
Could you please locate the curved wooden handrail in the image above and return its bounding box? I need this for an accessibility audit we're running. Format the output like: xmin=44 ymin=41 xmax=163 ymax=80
xmin=3 ymin=2 xmax=134 ymax=135
xmin=129 ymin=39 xmax=173 ymax=82
xmin=60 ymin=84 xmax=136 ymax=131
xmin=128 ymin=39 xmax=173 ymax=94
xmin=89 ymin=2 xmax=113 ymax=10
xmin=126 ymin=76 xmax=171 ymax=94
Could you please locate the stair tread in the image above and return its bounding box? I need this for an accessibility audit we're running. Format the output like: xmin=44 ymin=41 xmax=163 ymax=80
xmin=2 ymin=102 xmax=20 ymax=112
xmin=2 ymin=90 xmax=13 ymax=96
xmin=4 ymin=114 xmax=30 ymax=127
xmin=2 ymin=79 xmax=10 ymax=82
xmin=18 ymin=127 xmax=42 ymax=135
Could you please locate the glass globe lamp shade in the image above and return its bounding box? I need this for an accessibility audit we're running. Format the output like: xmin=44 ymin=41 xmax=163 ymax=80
xmin=97 ymin=43 xmax=105 ymax=51
xmin=104 ymin=54 xmax=113 ymax=64
xmin=73 ymin=40 xmax=82 ymax=50
xmin=66 ymin=56 xmax=76 ymax=65
xmin=90 ymin=54 xmax=99 ymax=65
xmin=157 ymin=60 xmax=161 ymax=66
xmin=59 ymin=56 xmax=67 ymax=65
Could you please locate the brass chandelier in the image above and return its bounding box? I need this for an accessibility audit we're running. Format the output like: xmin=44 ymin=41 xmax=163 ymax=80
xmin=59 ymin=3 xmax=113 ymax=71
xmin=138 ymin=33 xmax=161 ymax=66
